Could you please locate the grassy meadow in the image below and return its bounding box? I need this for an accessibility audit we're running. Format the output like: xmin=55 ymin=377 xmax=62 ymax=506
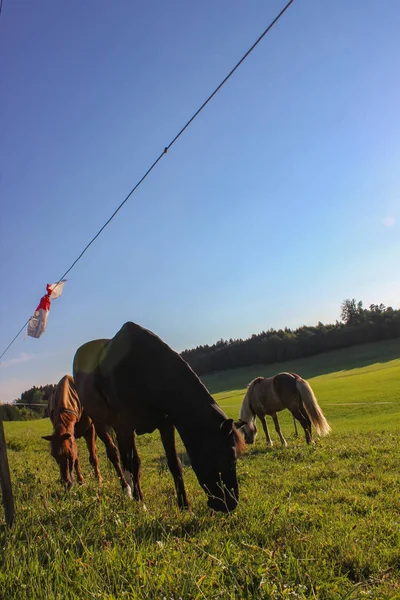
xmin=1 ymin=338 xmax=400 ymax=599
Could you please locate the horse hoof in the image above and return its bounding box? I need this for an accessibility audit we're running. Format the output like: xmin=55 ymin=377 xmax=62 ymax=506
xmin=123 ymin=486 xmax=133 ymax=499
xmin=142 ymin=503 xmax=148 ymax=512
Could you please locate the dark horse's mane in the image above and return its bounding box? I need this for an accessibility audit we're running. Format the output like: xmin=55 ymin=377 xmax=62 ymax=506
xmin=232 ymin=427 xmax=246 ymax=455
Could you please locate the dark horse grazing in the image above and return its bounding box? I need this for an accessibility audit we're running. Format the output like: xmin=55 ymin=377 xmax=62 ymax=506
xmin=73 ymin=322 xmax=244 ymax=512
xmin=42 ymin=374 xmax=126 ymax=490
xmin=235 ymin=372 xmax=331 ymax=446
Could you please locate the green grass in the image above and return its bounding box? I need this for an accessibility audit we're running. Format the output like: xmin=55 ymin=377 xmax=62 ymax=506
xmin=1 ymin=339 xmax=400 ymax=599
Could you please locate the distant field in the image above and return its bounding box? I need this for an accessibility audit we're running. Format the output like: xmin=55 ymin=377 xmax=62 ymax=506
xmin=205 ymin=337 xmax=400 ymax=434
xmin=1 ymin=339 xmax=399 ymax=599
xmin=203 ymin=337 xmax=400 ymax=392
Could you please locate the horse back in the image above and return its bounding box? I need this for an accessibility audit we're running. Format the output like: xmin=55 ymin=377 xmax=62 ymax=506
xmin=249 ymin=373 xmax=299 ymax=415
xmin=49 ymin=374 xmax=82 ymax=426
xmin=249 ymin=376 xmax=281 ymax=415
xmin=272 ymin=373 xmax=299 ymax=405
xmin=96 ymin=322 xmax=215 ymax=416
xmin=73 ymin=322 xmax=223 ymax=434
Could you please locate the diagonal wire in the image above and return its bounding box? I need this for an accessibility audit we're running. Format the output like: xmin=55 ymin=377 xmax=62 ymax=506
xmin=0 ymin=0 xmax=295 ymax=362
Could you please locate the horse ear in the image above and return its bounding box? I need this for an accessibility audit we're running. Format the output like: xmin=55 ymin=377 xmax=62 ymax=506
xmin=42 ymin=435 xmax=53 ymax=442
xmin=61 ymin=433 xmax=71 ymax=441
xmin=220 ymin=418 xmax=234 ymax=436
xmin=234 ymin=419 xmax=247 ymax=429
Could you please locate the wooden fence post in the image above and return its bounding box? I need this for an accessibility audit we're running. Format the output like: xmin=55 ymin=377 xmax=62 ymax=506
xmin=0 ymin=419 xmax=15 ymax=527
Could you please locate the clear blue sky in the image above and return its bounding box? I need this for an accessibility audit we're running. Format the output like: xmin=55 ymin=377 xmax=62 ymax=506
xmin=1 ymin=0 xmax=399 ymax=403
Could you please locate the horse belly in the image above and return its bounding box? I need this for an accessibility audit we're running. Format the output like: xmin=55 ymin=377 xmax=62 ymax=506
xmin=115 ymin=404 xmax=165 ymax=436
xmin=258 ymin=384 xmax=285 ymax=414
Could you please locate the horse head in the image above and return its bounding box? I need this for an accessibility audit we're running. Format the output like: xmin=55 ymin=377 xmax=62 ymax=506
xmin=42 ymin=431 xmax=78 ymax=489
xmin=187 ymin=418 xmax=244 ymax=513
xmin=234 ymin=418 xmax=257 ymax=445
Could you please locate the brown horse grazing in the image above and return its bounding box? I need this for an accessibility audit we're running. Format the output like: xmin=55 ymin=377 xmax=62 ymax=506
xmin=42 ymin=375 xmax=101 ymax=488
xmin=42 ymin=375 xmax=127 ymax=490
xmin=235 ymin=372 xmax=331 ymax=446
xmin=73 ymin=321 xmax=245 ymax=512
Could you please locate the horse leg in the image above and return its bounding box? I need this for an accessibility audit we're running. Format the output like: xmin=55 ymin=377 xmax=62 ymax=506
xmin=290 ymin=407 xmax=313 ymax=444
xmin=259 ymin=415 xmax=273 ymax=447
xmin=95 ymin=424 xmax=132 ymax=498
xmin=159 ymin=423 xmax=189 ymax=509
xmin=74 ymin=457 xmax=84 ymax=484
xmin=271 ymin=413 xmax=287 ymax=447
xmin=115 ymin=430 xmax=144 ymax=503
xmin=83 ymin=424 xmax=102 ymax=484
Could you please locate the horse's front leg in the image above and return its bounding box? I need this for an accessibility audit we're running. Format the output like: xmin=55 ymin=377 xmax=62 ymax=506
xmin=271 ymin=413 xmax=287 ymax=447
xmin=115 ymin=429 xmax=144 ymax=503
xmin=159 ymin=423 xmax=189 ymax=509
xmin=74 ymin=457 xmax=84 ymax=485
xmin=83 ymin=423 xmax=102 ymax=484
xmin=259 ymin=415 xmax=273 ymax=447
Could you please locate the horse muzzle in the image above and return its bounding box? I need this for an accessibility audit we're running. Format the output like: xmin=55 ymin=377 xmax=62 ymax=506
xmin=206 ymin=482 xmax=239 ymax=513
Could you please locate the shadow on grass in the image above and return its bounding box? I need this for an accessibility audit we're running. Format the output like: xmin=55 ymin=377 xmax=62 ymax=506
xmin=152 ymin=451 xmax=192 ymax=471
xmin=203 ymin=338 xmax=400 ymax=394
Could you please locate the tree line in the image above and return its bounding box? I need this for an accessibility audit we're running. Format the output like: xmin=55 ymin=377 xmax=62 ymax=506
xmin=2 ymin=299 xmax=399 ymax=420
xmin=181 ymin=299 xmax=400 ymax=375
xmin=0 ymin=384 xmax=55 ymax=422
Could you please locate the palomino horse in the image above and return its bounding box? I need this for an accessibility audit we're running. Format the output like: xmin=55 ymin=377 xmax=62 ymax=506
xmin=43 ymin=375 xmax=127 ymax=490
xmin=235 ymin=372 xmax=331 ymax=446
xmin=73 ymin=321 xmax=245 ymax=512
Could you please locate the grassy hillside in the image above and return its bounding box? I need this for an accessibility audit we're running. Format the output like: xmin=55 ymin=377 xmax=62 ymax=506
xmin=203 ymin=337 xmax=400 ymax=393
xmin=1 ymin=339 xmax=399 ymax=599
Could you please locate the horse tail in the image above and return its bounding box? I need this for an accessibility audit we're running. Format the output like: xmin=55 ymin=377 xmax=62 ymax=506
xmin=295 ymin=376 xmax=331 ymax=437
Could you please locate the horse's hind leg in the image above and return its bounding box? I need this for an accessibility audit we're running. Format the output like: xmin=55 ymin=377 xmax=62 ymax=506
xmin=95 ymin=424 xmax=132 ymax=498
xmin=115 ymin=429 xmax=144 ymax=503
xmin=271 ymin=413 xmax=287 ymax=447
xmin=259 ymin=415 xmax=273 ymax=447
xmin=159 ymin=423 xmax=189 ymax=509
xmin=290 ymin=407 xmax=312 ymax=444
xmin=83 ymin=423 xmax=102 ymax=483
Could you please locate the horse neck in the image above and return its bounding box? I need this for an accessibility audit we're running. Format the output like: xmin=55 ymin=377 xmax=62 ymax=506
xmin=54 ymin=412 xmax=76 ymax=436
xmin=165 ymin=386 xmax=225 ymax=440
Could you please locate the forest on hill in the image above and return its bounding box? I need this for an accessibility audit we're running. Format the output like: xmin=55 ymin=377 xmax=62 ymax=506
xmin=181 ymin=299 xmax=400 ymax=375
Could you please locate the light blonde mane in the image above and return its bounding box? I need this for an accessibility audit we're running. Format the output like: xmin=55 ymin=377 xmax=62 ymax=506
xmin=239 ymin=377 xmax=264 ymax=432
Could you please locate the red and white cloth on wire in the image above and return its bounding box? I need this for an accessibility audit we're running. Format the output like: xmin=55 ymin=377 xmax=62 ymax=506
xmin=27 ymin=281 xmax=66 ymax=339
